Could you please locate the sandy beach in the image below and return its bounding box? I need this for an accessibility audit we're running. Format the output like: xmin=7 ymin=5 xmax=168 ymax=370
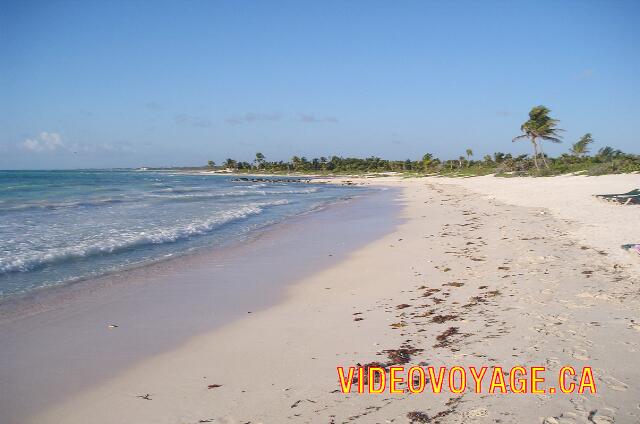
xmin=6 ymin=174 xmax=632 ymax=424
xmin=4 ymin=2 xmax=639 ymax=422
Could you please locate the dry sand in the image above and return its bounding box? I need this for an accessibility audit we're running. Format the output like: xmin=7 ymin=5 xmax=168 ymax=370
xmin=435 ymin=174 xmax=640 ymax=273
xmin=32 ymin=174 xmax=640 ymax=423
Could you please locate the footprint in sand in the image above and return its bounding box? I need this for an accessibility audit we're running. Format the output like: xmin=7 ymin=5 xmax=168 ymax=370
xmin=628 ymin=321 xmax=640 ymax=332
xmin=597 ymin=372 xmax=629 ymax=392
xmin=564 ymin=347 xmax=590 ymax=361
xmin=570 ymin=397 xmax=618 ymax=423
xmin=590 ymin=416 xmax=615 ymax=424
xmin=545 ymin=357 xmax=560 ymax=367
xmin=542 ymin=416 xmax=577 ymax=424
xmin=464 ymin=407 xmax=488 ymax=418
xmin=576 ymin=291 xmax=614 ymax=302
xmin=589 ymin=408 xmax=616 ymax=424
xmin=563 ymin=302 xmax=594 ymax=310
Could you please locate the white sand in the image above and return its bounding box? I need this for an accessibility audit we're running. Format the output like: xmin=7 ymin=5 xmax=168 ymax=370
xmin=435 ymin=174 xmax=640 ymax=271
xmin=32 ymin=175 xmax=640 ymax=424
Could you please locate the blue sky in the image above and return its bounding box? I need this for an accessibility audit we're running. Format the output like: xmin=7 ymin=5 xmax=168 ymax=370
xmin=1 ymin=0 xmax=639 ymax=169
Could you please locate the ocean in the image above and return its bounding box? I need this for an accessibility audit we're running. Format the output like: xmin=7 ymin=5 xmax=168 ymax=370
xmin=0 ymin=170 xmax=368 ymax=300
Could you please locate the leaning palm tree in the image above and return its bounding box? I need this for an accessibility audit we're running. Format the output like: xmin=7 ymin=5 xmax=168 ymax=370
xmin=570 ymin=133 xmax=594 ymax=157
xmin=465 ymin=149 xmax=473 ymax=167
xmin=513 ymin=105 xmax=563 ymax=170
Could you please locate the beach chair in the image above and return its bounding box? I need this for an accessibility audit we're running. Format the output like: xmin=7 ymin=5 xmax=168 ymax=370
xmin=621 ymin=244 xmax=640 ymax=256
xmin=595 ymin=188 xmax=640 ymax=205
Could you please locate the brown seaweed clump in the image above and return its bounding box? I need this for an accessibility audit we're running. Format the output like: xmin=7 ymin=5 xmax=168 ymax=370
xmin=433 ymin=326 xmax=460 ymax=348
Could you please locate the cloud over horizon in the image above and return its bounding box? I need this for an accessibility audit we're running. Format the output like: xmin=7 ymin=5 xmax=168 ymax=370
xmin=225 ymin=112 xmax=282 ymax=125
xmin=21 ymin=132 xmax=65 ymax=152
xmin=19 ymin=132 xmax=133 ymax=154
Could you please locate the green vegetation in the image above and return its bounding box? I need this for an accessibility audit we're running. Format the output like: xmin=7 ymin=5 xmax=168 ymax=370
xmin=204 ymin=149 xmax=639 ymax=177
xmin=202 ymin=105 xmax=638 ymax=177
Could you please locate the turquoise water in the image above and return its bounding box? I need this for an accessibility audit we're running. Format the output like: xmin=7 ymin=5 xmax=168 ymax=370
xmin=0 ymin=170 xmax=367 ymax=300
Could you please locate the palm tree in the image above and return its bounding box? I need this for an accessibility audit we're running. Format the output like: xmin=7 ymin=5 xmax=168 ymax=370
xmin=224 ymin=158 xmax=237 ymax=170
xmin=513 ymin=105 xmax=563 ymax=170
xmin=254 ymin=152 xmax=265 ymax=169
xmin=207 ymin=160 xmax=215 ymax=168
xmin=291 ymin=156 xmax=301 ymax=171
xmin=570 ymin=133 xmax=594 ymax=157
xmin=300 ymin=157 xmax=309 ymax=171
xmin=596 ymin=146 xmax=621 ymax=161
xmin=422 ymin=153 xmax=433 ymax=171
xmin=319 ymin=156 xmax=327 ymax=171
xmin=465 ymin=149 xmax=473 ymax=167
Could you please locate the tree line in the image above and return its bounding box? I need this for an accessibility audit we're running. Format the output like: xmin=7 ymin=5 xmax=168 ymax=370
xmin=206 ymin=106 xmax=639 ymax=176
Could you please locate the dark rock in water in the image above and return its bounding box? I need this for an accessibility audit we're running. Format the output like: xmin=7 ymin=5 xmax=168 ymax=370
xmin=230 ymin=177 xmax=313 ymax=184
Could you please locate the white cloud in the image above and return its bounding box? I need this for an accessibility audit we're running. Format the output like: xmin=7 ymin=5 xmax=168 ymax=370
xmin=19 ymin=132 xmax=133 ymax=154
xmin=20 ymin=132 xmax=65 ymax=152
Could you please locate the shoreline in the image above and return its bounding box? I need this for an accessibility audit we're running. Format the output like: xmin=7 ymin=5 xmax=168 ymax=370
xmin=0 ymin=172 xmax=368 ymax=307
xmin=0 ymin=186 xmax=402 ymax=423
xmin=0 ymin=184 xmax=376 ymax=324
xmin=3 ymin=174 xmax=639 ymax=423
